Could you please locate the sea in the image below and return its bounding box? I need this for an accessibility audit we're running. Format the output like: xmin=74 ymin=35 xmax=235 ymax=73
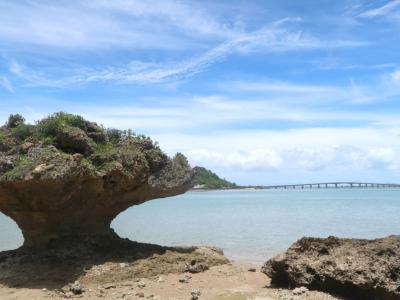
xmin=1 ymin=189 xmax=400 ymax=264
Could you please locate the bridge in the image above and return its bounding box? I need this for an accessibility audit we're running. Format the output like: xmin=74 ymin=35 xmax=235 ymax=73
xmin=265 ymin=182 xmax=400 ymax=189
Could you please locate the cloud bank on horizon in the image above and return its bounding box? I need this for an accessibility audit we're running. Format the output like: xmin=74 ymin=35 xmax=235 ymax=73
xmin=1 ymin=0 xmax=400 ymax=184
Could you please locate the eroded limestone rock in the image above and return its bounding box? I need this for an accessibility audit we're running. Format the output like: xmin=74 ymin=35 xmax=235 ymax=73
xmin=262 ymin=236 xmax=400 ymax=300
xmin=0 ymin=113 xmax=194 ymax=248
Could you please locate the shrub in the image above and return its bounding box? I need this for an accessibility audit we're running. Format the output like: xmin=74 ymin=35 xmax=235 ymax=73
xmin=6 ymin=114 xmax=25 ymax=128
xmin=106 ymin=128 xmax=123 ymax=143
xmin=12 ymin=124 xmax=34 ymax=141
xmin=174 ymin=152 xmax=189 ymax=167
xmin=36 ymin=112 xmax=88 ymax=137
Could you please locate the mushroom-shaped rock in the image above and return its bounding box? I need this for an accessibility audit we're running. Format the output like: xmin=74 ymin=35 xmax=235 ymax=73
xmin=0 ymin=113 xmax=194 ymax=248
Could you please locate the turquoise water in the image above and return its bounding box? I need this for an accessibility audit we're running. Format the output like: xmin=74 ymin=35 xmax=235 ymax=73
xmin=1 ymin=189 xmax=400 ymax=263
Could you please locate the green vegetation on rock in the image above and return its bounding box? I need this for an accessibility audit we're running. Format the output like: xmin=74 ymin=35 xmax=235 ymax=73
xmin=0 ymin=112 xmax=184 ymax=181
xmin=192 ymin=166 xmax=237 ymax=189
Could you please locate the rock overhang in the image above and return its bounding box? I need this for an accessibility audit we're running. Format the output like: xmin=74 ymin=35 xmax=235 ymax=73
xmin=0 ymin=112 xmax=194 ymax=248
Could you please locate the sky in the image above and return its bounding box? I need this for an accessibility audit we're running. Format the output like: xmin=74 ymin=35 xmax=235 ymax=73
xmin=1 ymin=0 xmax=400 ymax=185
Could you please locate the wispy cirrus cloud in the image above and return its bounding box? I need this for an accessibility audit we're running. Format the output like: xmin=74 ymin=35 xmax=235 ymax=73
xmin=0 ymin=75 xmax=13 ymax=93
xmin=0 ymin=1 xmax=369 ymax=88
xmin=219 ymin=66 xmax=400 ymax=104
xmin=0 ymin=0 xmax=240 ymax=50
xmin=359 ymin=0 xmax=400 ymax=19
xmin=7 ymin=22 xmax=367 ymax=87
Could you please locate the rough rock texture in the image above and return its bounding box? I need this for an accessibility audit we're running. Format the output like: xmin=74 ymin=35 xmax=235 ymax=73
xmin=262 ymin=235 xmax=400 ymax=300
xmin=0 ymin=113 xmax=194 ymax=248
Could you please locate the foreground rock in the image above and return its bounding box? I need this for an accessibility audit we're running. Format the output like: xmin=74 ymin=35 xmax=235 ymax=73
xmin=0 ymin=113 xmax=193 ymax=247
xmin=262 ymin=235 xmax=400 ymax=300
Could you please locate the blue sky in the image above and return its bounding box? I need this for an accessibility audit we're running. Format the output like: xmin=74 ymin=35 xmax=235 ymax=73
xmin=1 ymin=0 xmax=400 ymax=184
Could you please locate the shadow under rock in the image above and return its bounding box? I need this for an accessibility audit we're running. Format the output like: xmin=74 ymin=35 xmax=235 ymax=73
xmin=0 ymin=235 xmax=227 ymax=291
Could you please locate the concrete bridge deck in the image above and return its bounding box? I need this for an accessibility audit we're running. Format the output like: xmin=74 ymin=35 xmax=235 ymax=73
xmin=266 ymin=182 xmax=400 ymax=189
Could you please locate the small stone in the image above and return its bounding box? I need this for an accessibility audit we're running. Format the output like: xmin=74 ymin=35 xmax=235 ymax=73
xmin=179 ymin=274 xmax=192 ymax=283
xmin=138 ymin=281 xmax=146 ymax=288
xmin=186 ymin=260 xmax=209 ymax=273
xmin=21 ymin=142 xmax=34 ymax=153
xmin=248 ymin=268 xmax=257 ymax=272
xmin=292 ymin=286 xmax=308 ymax=295
xmin=104 ymin=283 xmax=117 ymax=289
xmin=119 ymin=262 xmax=128 ymax=268
xmin=190 ymin=289 xmax=201 ymax=300
xmin=70 ymin=281 xmax=85 ymax=295
xmin=72 ymin=153 xmax=83 ymax=162
xmin=33 ymin=163 xmax=54 ymax=175
xmin=64 ymin=291 xmax=74 ymax=298
xmin=136 ymin=292 xmax=145 ymax=298
xmin=157 ymin=276 xmax=165 ymax=283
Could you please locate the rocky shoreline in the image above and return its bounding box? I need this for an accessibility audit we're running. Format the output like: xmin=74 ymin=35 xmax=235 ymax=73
xmin=2 ymin=234 xmax=400 ymax=299
xmin=1 ymin=235 xmax=400 ymax=299
xmin=1 ymin=114 xmax=399 ymax=299
xmin=0 ymin=240 xmax=339 ymax=300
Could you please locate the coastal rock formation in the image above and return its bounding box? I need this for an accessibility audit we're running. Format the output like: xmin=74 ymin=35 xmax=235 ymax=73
xmin=262 ymin=235 xmax=400 ymax=300
xmin=0 ymin=113 xmax=194 ymax=248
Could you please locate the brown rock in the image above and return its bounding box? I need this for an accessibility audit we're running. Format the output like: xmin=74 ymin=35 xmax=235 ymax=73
xmin=179 ymin=274 xmax=192 ymax=283
xmin=262 ymin=236 xmax=400 ymax=300
xmin=186 ymin=260 xmax=209 ymax=273
xmin=55 ymin=126 xmax=93 ymax=155
xmin=72 ymin=153 xmax=83 ymax=162
xmin=0 ymin=154 xmax=14 ymax=174
xmin=20 ymin=142 xmax=34 ymax=153
xmin=70 ymin=281 xmax=85 ymax=295
xmin=190 ymin=289 xmax=201 ymax=300
xmin=0 ymin=114 xmax=194 ymax=248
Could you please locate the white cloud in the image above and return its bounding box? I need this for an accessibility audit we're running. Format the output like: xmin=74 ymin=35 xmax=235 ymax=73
xmin=159 ymin=127 xmax=400 ymax=174
xmin=1 ymin=1 xmax=366 ymax=87
xmin=0 ymin=75 xmax=14 ymax=93
xmin=221 ymin=68 xmax=400 ymax=104
xmin=187 ymin=148 xmax=284 ymax=171
xmin=389 ymin=69 xmax=400 ymax=85
xmin=186 ymin=145 xmax=400 ymax=173
xmin=359 ymin=0 xmax=400 ymax=19
xmin=0 ymin=0 xmax=238 ymax=50
xmin=226 ymin=81 xmax=339 ymax=94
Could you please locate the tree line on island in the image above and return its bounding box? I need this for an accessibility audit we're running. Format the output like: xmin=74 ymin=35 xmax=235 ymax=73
xmin=191 ymin=166 xmax=237 ymax=190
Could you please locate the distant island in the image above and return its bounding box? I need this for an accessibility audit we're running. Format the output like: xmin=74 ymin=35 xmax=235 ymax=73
xmin=192 ymin=166 xmax=237 ymax=190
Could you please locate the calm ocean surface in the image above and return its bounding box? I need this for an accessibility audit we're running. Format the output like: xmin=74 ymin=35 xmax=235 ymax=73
xmin=1 ymin=189 xmax=400 ymax=264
